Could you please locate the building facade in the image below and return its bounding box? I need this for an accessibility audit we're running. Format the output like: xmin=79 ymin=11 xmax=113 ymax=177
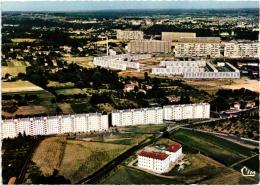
xmin=128 ymin=40 xmax=172 ymax=54
xmin=138 ymin=151 xmax=171 ymax=173
xmin=2 ymin=113 xmax=109 ymax=139
xmin=224 ymin=42 xmax=259 ymax=58
xmin=174 ymin=43 xmax=221 ymax=58
xmin=117 ymin=30 xmax=144 ymax=40
xmin=161 ymin=32 xmax=196 ymax=41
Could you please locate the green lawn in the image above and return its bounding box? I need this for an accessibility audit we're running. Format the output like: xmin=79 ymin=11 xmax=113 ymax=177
xmin=55 ymin=88 xmax=85 ymax=95
xmin=170 ymin=129 xmax=256 ymax=165
xmin=101 ymin=165 xmax=181 ymax=184
xmin=118 ymin=124 xmax=166 ymax=134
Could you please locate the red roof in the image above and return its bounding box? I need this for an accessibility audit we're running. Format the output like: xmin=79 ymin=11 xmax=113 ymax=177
xmin=139 ymin=151 xmax=169 ymax=160
xmin=166 ymin=144 xmax=182 ymax=152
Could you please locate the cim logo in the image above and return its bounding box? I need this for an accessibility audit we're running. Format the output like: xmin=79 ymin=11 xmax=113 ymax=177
xmin=241 ymin=166 xmax=256 ymax=177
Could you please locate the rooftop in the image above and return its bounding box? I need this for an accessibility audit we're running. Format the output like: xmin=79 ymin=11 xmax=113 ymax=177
xmin=139 ymin=150 xmax=169 ymax=160
xmin=166 ymin=143 xmax=182 ymax=152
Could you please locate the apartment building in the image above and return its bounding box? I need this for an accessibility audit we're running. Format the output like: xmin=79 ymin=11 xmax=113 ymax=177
xmin=183 ymin=71 xmax=240 ymax=79
xmin=159 ymin=60 xmax=206 ymax=67
xmin=2 ymin=113 xmax=109 ymax=139
xmin=152 ymin=66 xmax=205 ymax=76
xmin=138 ymin=151 xmax=171 ymax=173
xmin=163 ymin=103 xmax=210 ymax=121
xmin=128 ymin=40 xmax=172 ymax=54
xmin=224 ymin=42 xmax=259 ymax=58
xmin=111 ymin=107 xmax=164 ymax=127
xmin=161 ymin=32 xmax=196 ymax=41
xmin=117 ymin=30 xmax=144 ymax=40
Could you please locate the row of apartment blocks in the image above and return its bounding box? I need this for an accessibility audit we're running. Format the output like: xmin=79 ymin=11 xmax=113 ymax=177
xmin=2 ymin=113 xmax=108 ymax=139
xmin=118 ymin=30 xmax=258 ymax=58
xmin=2 ymin=103 xmax=210 ymax=139
xmin=112 ymin=103 xmax=210 ymax=126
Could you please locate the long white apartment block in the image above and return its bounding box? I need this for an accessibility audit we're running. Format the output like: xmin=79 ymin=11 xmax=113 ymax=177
xmin=163 ymin=103 xmax=210 ymax=120
xmin=112 ymin=107 xmax=164 ymax=127
xmin=175 ymin=43 xmax=221 ymax=58
xmin=2 ymin=113 xmax=109 ymax=139
xmin=152 ymin=66 xmax=205 ymax=76
xmin=153 ymin=60 xmax=206 ymax=76
xmin=159 ymin=60 xmax=206 ymax=67
xmin=162 ymin=32 xmax=196 ymax=41
xmin=224 ymin=42 xmax=259 ymax=58
xmin=112 ymin=103 xmax=210 ymax=126
xmin=117 ymin=30 xmax=144 ymax=40
xmin=184 ymin=71 xmax=240 ymax=79
xmin=128 ymin=40 xmax=172 ymax=54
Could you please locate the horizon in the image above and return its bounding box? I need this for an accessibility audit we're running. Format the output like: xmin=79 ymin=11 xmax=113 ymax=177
xmin=2 ymin=1 xmax=259 ymax=12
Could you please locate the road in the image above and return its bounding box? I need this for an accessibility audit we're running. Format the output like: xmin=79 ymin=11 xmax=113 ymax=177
xmin=230 ymin=154 xmax=259 ymax=168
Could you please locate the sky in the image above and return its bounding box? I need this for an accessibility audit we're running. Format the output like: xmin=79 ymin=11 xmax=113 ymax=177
xmin=2 ymin=1 xmax=259 ymax=12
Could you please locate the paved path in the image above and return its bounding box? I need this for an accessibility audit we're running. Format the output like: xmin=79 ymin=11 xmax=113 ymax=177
xmin=230 ymin=154 xmax=259 ymax=168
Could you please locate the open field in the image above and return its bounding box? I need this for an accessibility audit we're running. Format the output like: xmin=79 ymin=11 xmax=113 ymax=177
xmin=2 ymin=81 xmax=44 ymax=93
xmin=90 ymin=133 xmax=152 ymax=145
xmin=57 ymin=103 xmax=74 ymax=114
xmin=117 ymin=124 xmax=166 ymax=134
xmin=55 ymin=88 xmax=85 ymax=95
xmin=31 ymin=137 xmax=129 ymax=183
xmin=2 ymin=105 xmax=49 ymax=118
xmin=32 ymin=137 xmax=66 ymax=175
xmin=47 ymin=81 xmax=75 ymax=89
xmin=101 ymin=165 xmax=181 ymax=184
xmin=2 ymin=66 xmax=27 ymax=77
xmin=170 ymin=129 xmax=256 ymax=166
xmin=62 ymin=55 xmax=95 ymax=68
xmin=96 ymin=39 xmax=127 ymax=45
xmin=184 ymin=77 xmax=259 ymax=95
xmin=11 ymin=38 xmax=36 ymax=43
xmin=222 ymin=78 xmax=259 ymax=93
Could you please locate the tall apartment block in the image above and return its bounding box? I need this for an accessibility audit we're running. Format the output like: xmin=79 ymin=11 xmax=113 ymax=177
xmin=117 ymin=30 xmax=144 ymax=40
xmin=128 ymin=40 xmax=172 ymax=54
xmin=2 ymin=113 xmax=109 ymax=139
xmin=224 ymin=42 xmax=259 ymax=58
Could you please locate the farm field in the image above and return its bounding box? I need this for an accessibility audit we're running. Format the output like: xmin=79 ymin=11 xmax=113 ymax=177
xmin=62 ymin=55 xmax=95 ymax=68
xmin=29 ymin=136 xmax=129 ymax=183
xmin=2 ymin=105 xmax=49 ymax=118
xmin=2 ymin=66 xmax=27 ymax=77
xmin=57 ymin=103 xmax=74 ymax=114
xmin=2 ymin=81 xmax=44 ymax=93
xmin=170 ymin=128 xmax=256 ymax=166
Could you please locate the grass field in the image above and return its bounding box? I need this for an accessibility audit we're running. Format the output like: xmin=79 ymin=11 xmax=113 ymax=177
xmin=47 ymin=81 xmax=75 ymax=89
xmin=31 ymin=137 xmax=129 ymax=183
xmin=170 ymin=129 xmax=256 ymax=166
xmin=2 ymin=81 xmax=44 ymax=93
xmin=55 ymin=88 xmax=85 ymax=95
xmin=11 ymin=38 xmax=36 ymax=43
xmin=2 ymin=66 xmax=27 ymax=77
xmin=101 ymin=165 xmax=181 ymax=184
xmin=62 ymin=55 xmax=95 ymax=68
xmin=91 ymin=133 xmax=152 ymax=145
xmin=57 ymin=103 xmax=74 ymax=114
xmin=117 ymin=124 xmax=166 ymax=134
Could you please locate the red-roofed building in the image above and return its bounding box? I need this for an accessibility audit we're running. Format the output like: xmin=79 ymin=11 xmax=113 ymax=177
xmin=138 ymin=150 xmax=171 ymax=173
xmin=165 ymin=143 xmax=183 ymax=162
